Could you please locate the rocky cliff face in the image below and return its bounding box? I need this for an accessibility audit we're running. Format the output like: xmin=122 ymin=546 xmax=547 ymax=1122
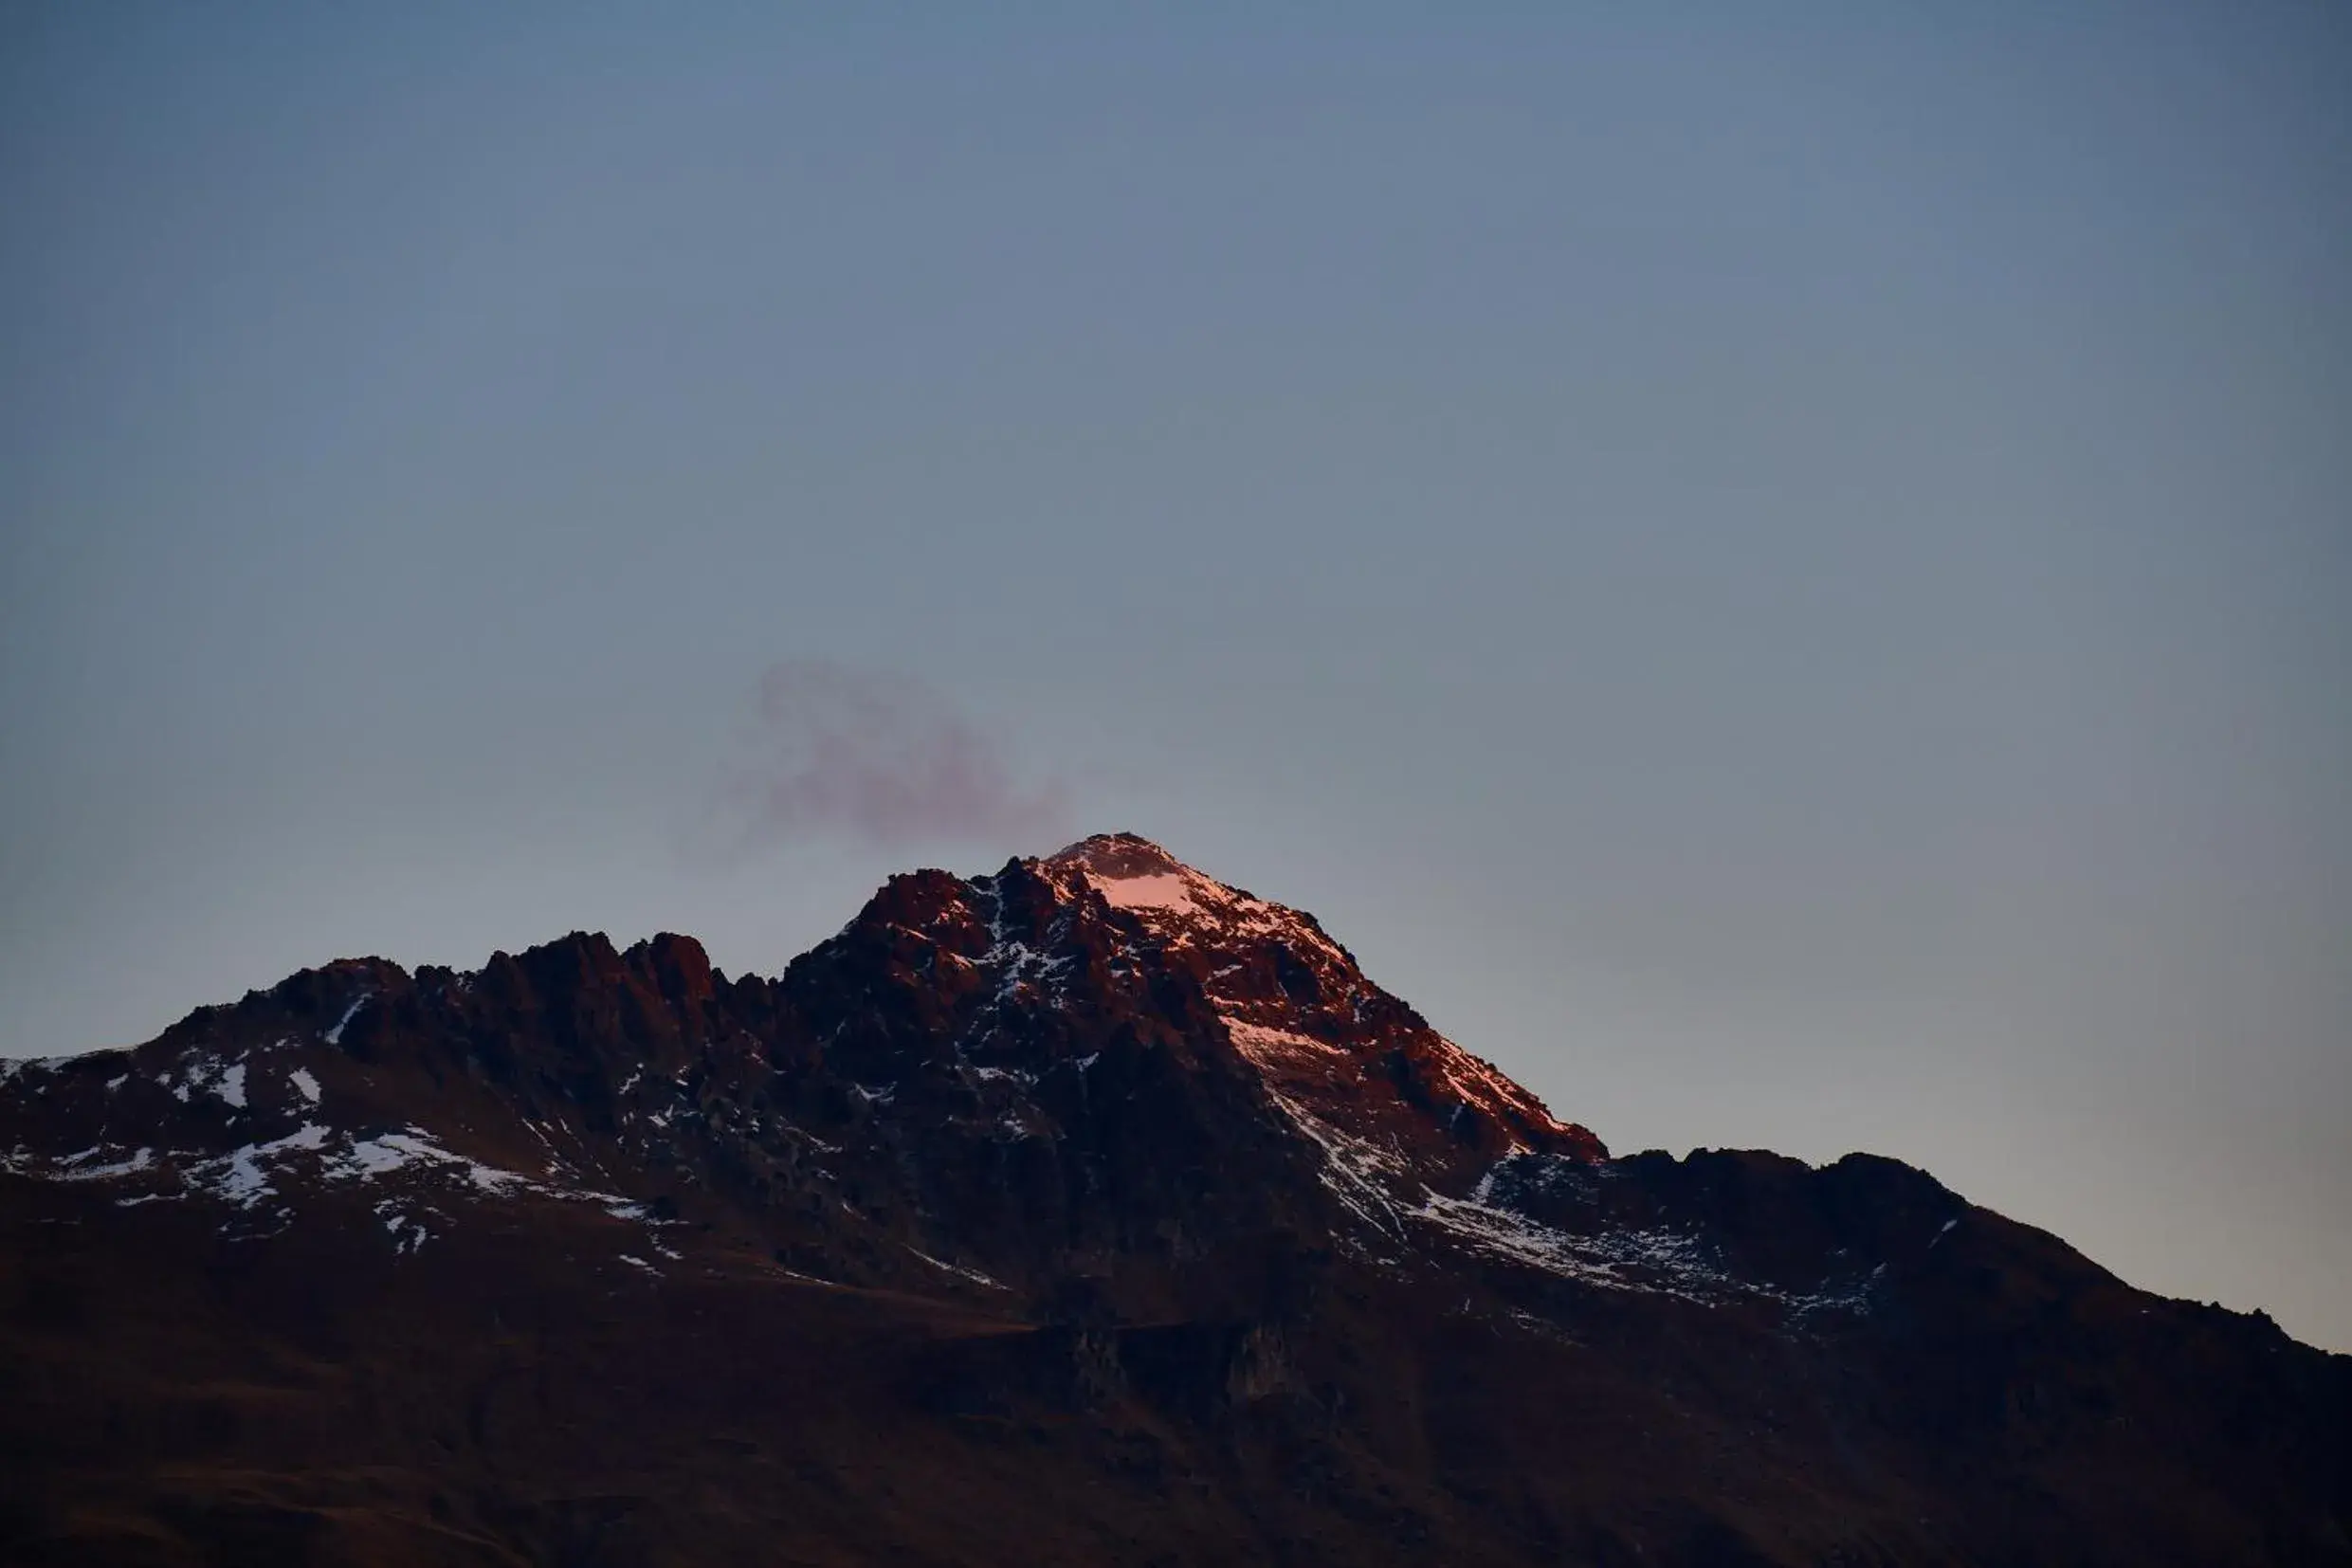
xmin=2 ymin=835 xmax=2346 ymax=1567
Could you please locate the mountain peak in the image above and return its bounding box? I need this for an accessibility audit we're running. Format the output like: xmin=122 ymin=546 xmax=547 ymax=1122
xmin=1036 ymin=831 xmax=1247 ymax=922
xmin=3 ymin=842 xmax=2343 ymax=1565
xmin=1044 ymin=830 xmax=1189 ymax=879
xmin=1022 ymin=831 xmax=1606 ymax=1171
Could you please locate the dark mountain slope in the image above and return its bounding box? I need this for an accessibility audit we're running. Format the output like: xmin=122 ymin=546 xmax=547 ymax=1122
xmin=3 ymin=833 xmax=2345 ymax=1566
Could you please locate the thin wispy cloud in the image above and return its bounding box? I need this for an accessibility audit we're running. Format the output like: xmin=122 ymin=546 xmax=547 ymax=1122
xmin=703 ymin=660 xmax=1069 ymax=854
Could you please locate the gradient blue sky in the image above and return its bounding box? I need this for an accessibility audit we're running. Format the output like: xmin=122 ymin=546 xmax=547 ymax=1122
xmin=4 ymin=4 xmax=2347 ymax=1348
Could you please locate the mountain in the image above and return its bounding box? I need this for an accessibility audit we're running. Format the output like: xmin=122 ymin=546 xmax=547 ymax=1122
xmin=2 ymin=832 xmax=2345 ymax=1567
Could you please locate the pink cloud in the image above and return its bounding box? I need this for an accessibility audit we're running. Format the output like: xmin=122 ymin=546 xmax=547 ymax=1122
xmin=713 ymin=661 xmax=1068 ymax=851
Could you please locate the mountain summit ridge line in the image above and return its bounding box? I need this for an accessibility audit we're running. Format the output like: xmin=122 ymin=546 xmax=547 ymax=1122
xmin=2 ymin=831 xmax=2344 ymax=1566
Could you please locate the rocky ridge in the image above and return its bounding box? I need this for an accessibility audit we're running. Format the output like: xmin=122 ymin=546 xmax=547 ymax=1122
xmin=1 ymin=834 xmax=2344 ymax=1567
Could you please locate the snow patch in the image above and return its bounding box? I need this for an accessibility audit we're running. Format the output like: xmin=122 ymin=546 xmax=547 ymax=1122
xmin=978 ymin=883 xmax=1080 ymax=1011
xmin=324 ymin=1130 xmax=529 ymax=1194
xmin=1257 ymin=1090 xmax=1408 ymax=1242
xmin=376 ymin=1199 xmax=430 ymax=1255
xmin=1225 ymin=1019 xmax=1345 ymax=1064
xmin=1091 ymin=870 xmax=1198 ymax=915
xmin=18 ymin=1112 xmax=669 ymax=1260
xmin=1411 ymin=1186 xmax=1885 ymax=1322
xmin=907 ymin=1246 xmax=1008 ymax=1290
xmin=1430 ymin=1038 xmax=1554 ymax=1124
xmin=51 ymin=1146 xmax=157 ymax=1182
xmin=322 ymin=994 xmax=370 ymax=1046
xmin=197 ymin=1123 xmax=332 ymax=1210
xmin=1413 ymin=1192 xmax=1725 ymax=1303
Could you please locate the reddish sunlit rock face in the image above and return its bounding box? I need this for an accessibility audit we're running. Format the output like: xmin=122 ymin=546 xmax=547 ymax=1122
xmin=1 ymin=835 xmax=2344 ymax=1566
xmin=1042 ymin=834 xmax=1608 ymax=1170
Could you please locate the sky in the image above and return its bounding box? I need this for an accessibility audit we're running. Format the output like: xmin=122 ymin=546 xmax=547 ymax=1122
xmin=2 ymin=3 xmax=2346 ymax=1349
